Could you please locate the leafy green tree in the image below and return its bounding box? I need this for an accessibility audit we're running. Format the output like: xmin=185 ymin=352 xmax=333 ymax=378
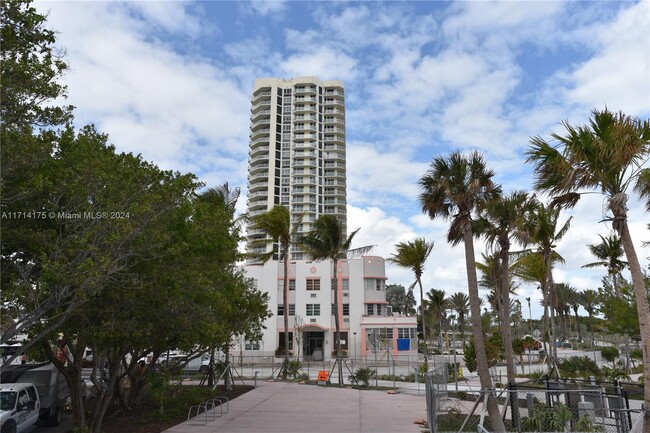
xmin=385 ymin=284 xmax=416 ymax=315
xmin=298 ymin=215 xmax=372 ymax=386
xmin=598 ymin=276 xmax=640 ymax=340
xmin=419 ymin=151 xmax=506 ymax=432
xmin=463 ymin=335 xmax=503 ymax=374
xmin=249 ymin=205 xmax=296 ymax=379
xmin=387 ymin=238 xmax=434 ymax=351
xmin=527 ymin=109 xmax=650 ymax=425
xmin=0 ymin=0 xmax=73 ymax=128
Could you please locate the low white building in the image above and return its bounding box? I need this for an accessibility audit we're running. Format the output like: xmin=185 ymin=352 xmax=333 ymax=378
xmin=243 ymin=256 xmax=418 ymax=361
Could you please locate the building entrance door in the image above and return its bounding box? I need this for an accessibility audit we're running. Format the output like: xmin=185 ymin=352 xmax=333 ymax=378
xmin=303 ymin=331 xmax=324 ymax=360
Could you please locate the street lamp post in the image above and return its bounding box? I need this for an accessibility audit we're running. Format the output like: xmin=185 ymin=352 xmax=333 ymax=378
xmin=450 ymin=314 xmax=458 ymax=392
xmin=526 ymin=297 xmax=533 ymax=336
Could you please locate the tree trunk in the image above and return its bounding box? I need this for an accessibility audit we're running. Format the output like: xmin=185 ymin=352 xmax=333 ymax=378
xmin=283 ymin=254 xmax=290 ymax=379
xmin=463 ymin=227 xmax=506 ymax=432
xmin=332 ymin=259 xmax=343 ymax=385
xmin=207 ymin=346 xmax=215 ymax=387
xmin=224 ymin=349 xmax=232 ymax=390
xmin=418 ymin=277 xmax=427 ymax=357
xmin=500 ymin=244 xmax=519 ymax=427
xmin=42 ymin=340 xmax=87 ymax=429
xmin=619 ymin=222 xmax=650 ymax=433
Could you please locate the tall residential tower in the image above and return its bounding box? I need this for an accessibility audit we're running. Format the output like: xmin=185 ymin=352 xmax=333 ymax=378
xmin=246 ymin=77 xmax=347 ymax=260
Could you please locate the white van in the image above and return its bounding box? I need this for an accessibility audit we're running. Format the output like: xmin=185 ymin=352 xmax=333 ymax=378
xmin=0 ymin=383 xmax=40 ymax=433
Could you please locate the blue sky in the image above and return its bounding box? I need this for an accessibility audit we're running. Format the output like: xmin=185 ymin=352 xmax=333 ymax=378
xmin=38 ymin=1 xmax=650 ymax=320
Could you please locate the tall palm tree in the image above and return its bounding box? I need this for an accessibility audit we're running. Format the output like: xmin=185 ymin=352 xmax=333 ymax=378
xmin=554 ymin=283 xmax=577 ymax=341
xmin=448 ymin=292 xmax=470 ymax=344
xmin=419 ymin=151 xmax=506 ymax=432
xmin=583 ymin=234 xmax=628 ymax=295
xmin=475 ymin=190 xmax=532 ymax=390
xmin=298 ymin=215 xmax=372 ymax=385
xmin=387 ymin=238 xmax=434 ymax=352
xmin=579 ymin=289 xmax=599 ymax=350
xmin=424 ymin=289 xmax=448 ymax=351
xmin=583 ymin=234 xmax=630 ymax=368
xmin=249 ymin=205 xmax=296 ymax=378
xmin=519 ymin=200 xmax=571 ymax=372
xmin=527 ymin=109 xmax=650 ymax=421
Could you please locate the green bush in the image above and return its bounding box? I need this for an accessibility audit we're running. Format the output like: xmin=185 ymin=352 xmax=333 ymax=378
xmin=558 ymin=356 xmax=601 ymax=380
xmin=601 ymin=346 xmax=619 ymax=365
xmin=630 ymin=349 xmax=643 ymax=361
xmin=286 ymin=360 xmax=301 ymax=379
xmin=349 ymin=367 xmax=376 ymax=387
xmin=521 ymin=402 xmax=572 ymax=432
xmin=601 ymin=366 xmax=630 ymax=381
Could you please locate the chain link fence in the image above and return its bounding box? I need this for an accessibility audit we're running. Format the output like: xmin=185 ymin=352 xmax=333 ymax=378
xmin=425 ymin=374 xmax=644 ymax=433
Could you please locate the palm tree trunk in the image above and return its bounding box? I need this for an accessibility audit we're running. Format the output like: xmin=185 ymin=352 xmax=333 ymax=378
xmin=418 ymin=278 xmax=428 ymax=358
xmin=500 ymin=246 xmax=519 ymax=428
xmin=619 ymin=223 xmax=650 ymax=433
xmin=283 ymin=254 xmax=290 ymax=379
xmin=463 ymin=227 xmax=506 ymax=432
xmin=544 ymin=251 xmax=559 ymax=374
xmin=500 ymin=249 xmax=516 ymax=387
xmin=332 ymin=259 xmax=343 ymax=386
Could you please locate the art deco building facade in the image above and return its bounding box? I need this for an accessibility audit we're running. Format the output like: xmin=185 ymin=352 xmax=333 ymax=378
xmin=246 ymin=77 xmax=347 ymax=260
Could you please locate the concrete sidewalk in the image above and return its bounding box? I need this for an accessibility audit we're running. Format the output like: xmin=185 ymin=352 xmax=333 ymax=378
xmin=163 ymin=381 xmax=426 ymax=433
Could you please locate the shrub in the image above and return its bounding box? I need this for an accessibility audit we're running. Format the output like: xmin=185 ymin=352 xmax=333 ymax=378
xmin=601 ymin=366 xmax=630 ymax=382
xmin=286 ymin=360 xmax=301 ymax=379
xmin=630 ymin=348 xmax=643 ymax=360
xmin=349 ymin=367 xmax=376 ymax=387
xmin=558 ymin=356 xmax=601 ymax=380
xmin=601 ymin=346 xmax=619 ymax=365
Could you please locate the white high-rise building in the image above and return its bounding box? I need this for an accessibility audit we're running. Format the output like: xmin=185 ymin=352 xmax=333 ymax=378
xmin=246 ymin=76 xmax=347 ymax=260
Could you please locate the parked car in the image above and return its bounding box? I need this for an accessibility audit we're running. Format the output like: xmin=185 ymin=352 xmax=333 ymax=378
xmin=0 ymin=382 xmax=40 ymax=433
xmin=0 ymin=363 xmax=68 ymax=429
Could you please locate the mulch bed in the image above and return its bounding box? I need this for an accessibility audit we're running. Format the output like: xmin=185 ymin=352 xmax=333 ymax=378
xmin=100 ymin=385 xmax=253 ymax=433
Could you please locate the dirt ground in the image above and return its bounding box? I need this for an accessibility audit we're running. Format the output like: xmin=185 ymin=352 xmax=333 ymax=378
xmin=99 ymin=385 xmax=253 ymax=433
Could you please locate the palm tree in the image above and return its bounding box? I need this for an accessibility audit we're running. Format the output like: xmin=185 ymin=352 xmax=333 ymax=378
xmin=475 ymin=190 xmax=532 ymax=391
xmin=554 ymin=283 xmax=577 ymax=341
xmin=448 ymin=292 xmax=470 ymax=344
xmin=527 ymin=109 xmax=650 ymax=419
xmin=298 ymin=215 xmax=372 ymax=385
xmin=583 ymin=234 xmax=628 ymax=296
xmin=424 ymin=289 xmax=448 ymax=351
xmin=579 ymin=289 xmax=599 ymax=350
xmin=583 ymin=234 xmax=630 ymax=368
xmin=519 ymin=200 xmax=571 ymax=372
xmin=387 ymin=238 xmax=434 ymax=352
xmin=249 ymin=205 xmax=295 ymax=379
xmin=419 ymin=151 xmax=506 ymax=432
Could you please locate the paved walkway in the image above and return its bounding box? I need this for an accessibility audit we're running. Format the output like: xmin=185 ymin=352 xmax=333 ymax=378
xmin=163 ymin=381 xmax=426 ymax=433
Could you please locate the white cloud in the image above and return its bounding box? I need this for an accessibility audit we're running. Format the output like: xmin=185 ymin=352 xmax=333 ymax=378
xmin=247 ymin=1 xmax=288 ymax=16
xmin=566 ymin=1 xmax=650 ymax=116
xmin=38 ymin=1 xmax=251 ymax=187
xmin=346 ymin=143 xmax=428 ymax=207
xmin=280 ymin=46 xmax=358 ymax=82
